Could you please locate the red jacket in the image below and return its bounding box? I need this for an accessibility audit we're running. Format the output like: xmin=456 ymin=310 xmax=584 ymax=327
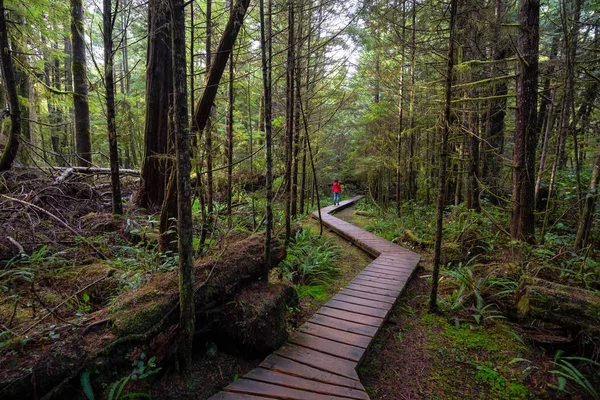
xmin=332 ymin=182 xmax=341 ymax=193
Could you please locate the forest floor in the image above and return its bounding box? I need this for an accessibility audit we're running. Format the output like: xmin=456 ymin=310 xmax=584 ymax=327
xmin=334 ymin=207 xmax=573 ymax=400
xmin=0 ymin=171 xmax=592 ymax=399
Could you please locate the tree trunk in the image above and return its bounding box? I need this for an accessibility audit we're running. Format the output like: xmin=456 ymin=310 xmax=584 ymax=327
xmin=225 ymin=0 xmax=235 ymax=222
xmin=104 ymin=0 xmax=123 ymax=215
xmin=70 ymin=0 xmax=92 ymax=167
xmin=510 ymin=0 xmax=540 ymax=242
xmin=482 ymin=0 xmax=508 ymax=197
xmin=0 ymin=0 xmax=21 ymax=172
xmin=575 ymin=142 xmax=600 ymax=251
xmin=556 ymin=0 xmax=581 ymax=171
xmin=205 ymin=0 xmax=214 ymax=214
xmin=260 ymin=0 xmax=273 ymax=279
xmin=430 ymin=0 xmax=457 ymax=314
xmin=169 ymin=0 xmax=194 ymax=374
xmin=138 ymin=0 xmax=173 ymax=211
xmin=284 ymin=0 xmax=295 ymax=243
xmin=535 ymin=88 xmax=556 ymax=203
xmin=407 ymin=0 xmax=417 ymax=200
xmin=396 ymin=0 xmax=406 ymax=216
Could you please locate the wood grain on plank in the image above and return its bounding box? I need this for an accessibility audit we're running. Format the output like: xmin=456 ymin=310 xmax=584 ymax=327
xmin=333 ymin=293 xmax=393 ymax=311
xmin=288 ymin=331 xmax=365 ymax=362
xmin=345 ymin=283 xmax=400 ymax=298
xmin=299 ymin=321 xmax=372 ymax=348
xmin=226 ymin=378 xmax=350 ymax=400
xmin=275 ymin=343 xmax=360 ymax=380
xmin=243 ymin=368 xmax=369 ymax=399
xmin=308 ymin=313 xmax=379 ymax=337
xmin=317 ymin=306 xmax=384 ymax=328
xmin=260 ymin=354 xmax=363 ymax=389
xmin=325 ymin=299 xmax=389 ymax=319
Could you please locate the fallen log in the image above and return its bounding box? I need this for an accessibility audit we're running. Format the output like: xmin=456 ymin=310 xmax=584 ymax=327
xmin=516 ymin=277 xmax=600 ymax=335
xmin=53 ymin=167 xmax=140 ymax=184
xmin=0 ymin=233 xmax=286 ymax=400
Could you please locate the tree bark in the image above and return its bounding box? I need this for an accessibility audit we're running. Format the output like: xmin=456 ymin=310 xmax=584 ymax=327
xmin=482 ymin=0 xmax=508 ymax=197
xmin=169 ymin=0 xmax=194 ymax=374
xmin=192 ymin=0 xmax=251 ymax=133
xmin=430 ymin=0 xmax=457 ymax=314
xmin=0 ymin=0 xmax=21 ymax=172
xmin=575 ymin=142 xmax=600 ymax=251
xmin=104 ymin=0 xmax=123 ymax=215
xmin=556 ymin=0 xmax=581 ymax=171
xmin=284 ymin=0 xmax=295 ymax=243
xmin=510 ymin=0 xmax=540 ymax=242
xmin=225 ymin=0 xmax=235 ymax=222
xmin=70 ymin=0 xmax=92 ymax=167
xmin=205 ymin=0 xmax=214 ymax=214
xmin=260 ymin=0 xmax=273 ymax=279
xmin=138 ymin=0 xmax=173 ymax=211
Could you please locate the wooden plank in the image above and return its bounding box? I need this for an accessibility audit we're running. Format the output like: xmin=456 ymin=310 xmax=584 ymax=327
xmin=260 ymin=354 xmax=363 ymax=389
xmin=317 ymin=306 xmax=384 ymax=328
xmin=359 ymin=270 xmax=406 ymax=282
xmin=351 ymin=278 xmax=402 ymax=292
xmin=354 ymin=274 xmax=407 ymax=290
xmin=275 ymin=343 xmax=360 ymax=380
xmin=325 ymin=299 xmax=389 ymax=319
xmin=365 ymin=265 xmax=412 ymax=275
xmin=333 ymin=293 xmax=393 ymax=311
xmin=288 ymin=331 xmax=365 ymax=362
xmin=309 ymin=314 xmax=379 ymax=337
xmin=226 ymin=378 xmax=346 ymax=400
xmin=340 ymin=288 xmax=396 ymax=304
xmin=244 ymin=368 xmax=369 ymax=400
xmin=370 ymin=259 xmax=414 ymax=268
xmin=345 ymin=283 xmax=399 ymax=298
xmin=208 ymin=392 xmax=273 ymax=400
xmin=300 ymin=321 xmax=372 ymax=349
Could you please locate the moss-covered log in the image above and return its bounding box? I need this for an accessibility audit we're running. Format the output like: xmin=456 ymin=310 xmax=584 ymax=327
xmin=0 ymin=233 xmax=286 ymax=400
xmin=516 ymin=277 xmax=600 ymax=335
xmin=214 ymin=282 xmax=298 ymax=356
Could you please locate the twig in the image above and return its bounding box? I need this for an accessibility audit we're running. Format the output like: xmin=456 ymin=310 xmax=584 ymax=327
xmin=20 ymin=271 xmax=114 ymax=336
xmin=30 ymin=280 xmax=82 ymax=329
xmin=0 ymin=194 xmax=107 ymax=260
xmin=6 ymin=236 xmax=24 ymax=254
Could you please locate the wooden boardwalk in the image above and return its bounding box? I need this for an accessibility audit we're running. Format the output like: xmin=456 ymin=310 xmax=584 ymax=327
xmin=209 ymin=196 xmax=420 ymax=399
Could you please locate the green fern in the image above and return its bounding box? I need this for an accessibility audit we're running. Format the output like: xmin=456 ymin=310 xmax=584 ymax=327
xmin=79 ymin=370 xmax=95 ymax=400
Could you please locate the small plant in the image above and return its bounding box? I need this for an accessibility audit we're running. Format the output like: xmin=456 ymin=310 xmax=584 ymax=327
xmin=550 ymin=350 xmax=600 ymax=399
xmin=279 ymin=229 xmax=340 ymax=287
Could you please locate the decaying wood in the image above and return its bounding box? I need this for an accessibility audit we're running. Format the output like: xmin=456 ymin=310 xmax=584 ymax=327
xmin=516 ymin=277 xmax=600 ymax=335
xmin=52 ymin=167 xmax=140 ymax=184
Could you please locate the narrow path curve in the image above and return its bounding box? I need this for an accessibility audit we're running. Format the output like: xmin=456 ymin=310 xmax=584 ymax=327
xmin=209 ymin=196 xmax=420 ymax=399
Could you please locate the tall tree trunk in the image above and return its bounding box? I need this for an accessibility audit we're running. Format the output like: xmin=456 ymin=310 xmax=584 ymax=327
xmin=575 ymin=142 xmax=600 ymax=251
xmin=556 ymin=0 xmax=581 ymax=171
xmin=430 ymin=0 xmax=457 ymax=314
xmin=170 ymin=0 xmax=194 ymax=374
xmin=482 ymin=0 xmax=508 ymax=197
xmin=396 ymin=0 xmax=406 ymax=216
xmin=104 ymin=0 xmax=123 ymax=215
xmin=138 ymin=0 xmax=173 ymax=210
xmin=284 ymin=0 xmax=295 ymax=243
xmin=225 ymin=0 xmax=235 ymax=222
xmin=535 ymin=88 xmax=556 ymax=203
xmin=407 ymin=0 xmax=417 ymax=200
xmin=0 ymin=0 xmax=21 ymax=172
xmin=205 ymin=0 xmax=214 ymax=214
xmin=510 ymin=0 xmax=540 ymax=242
xmin=14 ymin=40 xmax=30 ymax=165
xmin=260 ymin=0 xmax=273 ymax=279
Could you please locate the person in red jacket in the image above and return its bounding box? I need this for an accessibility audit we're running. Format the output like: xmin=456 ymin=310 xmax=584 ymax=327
xmin=332 ymin=180 xmax=341 ymax=205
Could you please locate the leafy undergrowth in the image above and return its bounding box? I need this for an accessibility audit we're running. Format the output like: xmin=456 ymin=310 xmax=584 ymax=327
xmin=340 ymin=201 xmax=599 ymax=399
